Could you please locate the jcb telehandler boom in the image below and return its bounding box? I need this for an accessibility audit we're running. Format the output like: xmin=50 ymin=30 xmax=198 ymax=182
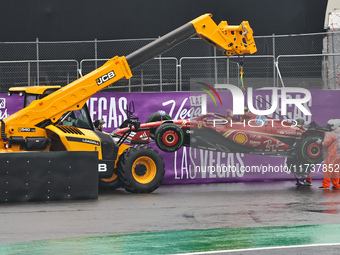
xmin=0 ymin=14 xmax=256 ymax=193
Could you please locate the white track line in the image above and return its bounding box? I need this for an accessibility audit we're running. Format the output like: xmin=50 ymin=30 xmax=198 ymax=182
xmin=173 ymin=243 xmax=340 ymax=255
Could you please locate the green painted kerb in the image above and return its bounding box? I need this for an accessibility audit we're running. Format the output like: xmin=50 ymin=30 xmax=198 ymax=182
xmin=1 ymin=224 xmax=340 ymax=255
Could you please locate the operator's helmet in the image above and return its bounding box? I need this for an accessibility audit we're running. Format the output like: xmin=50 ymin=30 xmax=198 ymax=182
xmin=326 ymin=119 xmax=340 ymax=130
xmin=244 ymin=106 xmax=249 ymax=112
xmin=295 ymin=117 xmax=305 ymax=126
xmin=94 ymin=119 xmax=106 ymax=131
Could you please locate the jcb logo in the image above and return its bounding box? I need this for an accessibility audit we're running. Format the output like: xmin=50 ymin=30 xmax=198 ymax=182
xmin=98 ymin=164 xmax=107 ymax=172
xmin=96 ymin=71 xmax=115 ymax=85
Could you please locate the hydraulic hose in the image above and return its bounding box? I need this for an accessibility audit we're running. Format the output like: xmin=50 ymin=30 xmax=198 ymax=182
xmin=0 ymin=119 xmax=8 ymax=141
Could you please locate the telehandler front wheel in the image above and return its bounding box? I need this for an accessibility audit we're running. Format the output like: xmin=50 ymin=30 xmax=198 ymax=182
xmin=99 ymin=173 xmax=121 ymax=191
xmin=117 ymin=145 xmax=165 ymax=193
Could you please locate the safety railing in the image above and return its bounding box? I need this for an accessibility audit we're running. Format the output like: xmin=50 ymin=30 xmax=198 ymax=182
xmin=0 ymin=60 xmax=79 ymax=93
xmin=0 ymin=31 xmax=340 ymax=92
xmin=276 ymin=53 xmax=340 ymax=89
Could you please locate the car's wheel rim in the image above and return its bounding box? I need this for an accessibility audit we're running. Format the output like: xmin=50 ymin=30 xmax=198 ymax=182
xmin=307 ymin=143 xmax=321 ymax=159
xmin=162 ymin=130 xmax=178 ymax=146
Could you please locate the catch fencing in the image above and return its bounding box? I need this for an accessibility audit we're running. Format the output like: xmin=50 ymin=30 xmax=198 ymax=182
xmin=0 ymin=32 xmax=339 ymax=93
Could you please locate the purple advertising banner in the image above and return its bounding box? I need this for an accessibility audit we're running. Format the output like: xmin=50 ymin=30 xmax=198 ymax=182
xmin=0 ymin=94 xmax=23 ymax=119
xmin=85 ymin=89 xmax=338 ymax=184
xmin=2 ymin=89 xmax=339 ymax=184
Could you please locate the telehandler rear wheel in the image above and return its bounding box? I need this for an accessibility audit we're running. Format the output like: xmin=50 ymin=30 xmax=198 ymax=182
xmin=117 ymin=145 xmax=165 ymax=193
xmin=99 ymin=173 xmax=121 ymax=191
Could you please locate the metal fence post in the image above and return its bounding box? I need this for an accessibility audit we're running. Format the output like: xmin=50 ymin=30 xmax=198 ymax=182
xmin=332 ymin=32 xmax=336 ymax=88
xmin=27 ymin=62 xmax=30 ymax=86
xmin=272 ymin=34 xmax=276 ymax=87
xmin=179 ymin=58 xmax=182 ymax=91
xmin=275 ymin=56 xmax=285 ymax=87
xmin=226 ymin=56 xmax=229 ymax=84
xmin=214 ymin=47 xmax=218 ymax=84
xmin=176 ymin=59 xmax=179 ymax=92
xmin=95 ymin=38 xmax=98 ymax=69
xmin=159 ymin=55 xmax=162 ymax=92
xmin=36 ymin=38 xmax=39 ymax=85
xmin=141 ymin=69 xmax=144 ymax=92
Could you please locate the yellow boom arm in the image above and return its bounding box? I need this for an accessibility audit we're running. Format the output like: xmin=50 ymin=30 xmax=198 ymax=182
xmin=190 ymin=14 xmax=256 ymax=55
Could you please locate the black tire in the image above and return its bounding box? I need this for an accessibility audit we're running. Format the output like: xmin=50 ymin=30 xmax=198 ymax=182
xmin=145 ymin=111 xmax=172 ymax=123
xmin=154 ymin=123 xmax=184 ymax=152
xmin=99 ymin=173 xmax=121 ymax=191
xmin=297 ymin=135 xmax=323 ymax=164
xmin=117 ymin=145 xmax=165 ymax=193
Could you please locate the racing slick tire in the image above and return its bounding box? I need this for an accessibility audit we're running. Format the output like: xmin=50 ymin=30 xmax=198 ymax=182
xmin=297 ymin=135 xmax=323 ymax=164
xmin=154 ymin=123 xmax=184 ymax=152
xmin=117 ymin=145 xmax=165 ymax=193
xmin=99 ymin=173 xmax=121 ymax=191
xmin=145 ymin=111 xmax=172 ymax=123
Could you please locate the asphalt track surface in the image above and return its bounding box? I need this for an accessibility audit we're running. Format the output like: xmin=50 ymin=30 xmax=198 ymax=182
xmin=1 ymin=180 xmax=340 ymax=254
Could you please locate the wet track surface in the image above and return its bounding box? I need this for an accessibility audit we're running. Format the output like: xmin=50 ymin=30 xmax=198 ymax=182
xmin=1 ymin=180 xmax=340 ymax=254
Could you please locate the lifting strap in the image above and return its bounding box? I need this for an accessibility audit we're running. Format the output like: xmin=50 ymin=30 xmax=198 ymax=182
xmin=238 ymin=55 xmax=245 ymax=92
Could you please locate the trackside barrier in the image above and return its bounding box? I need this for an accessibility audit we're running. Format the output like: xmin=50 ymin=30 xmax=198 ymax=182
xmin=0 ymin=151 xmax=98 ymax=203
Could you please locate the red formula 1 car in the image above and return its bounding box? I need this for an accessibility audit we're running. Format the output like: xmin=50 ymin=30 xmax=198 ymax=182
xmin=113 ymin=110 xmax=328 ymax=180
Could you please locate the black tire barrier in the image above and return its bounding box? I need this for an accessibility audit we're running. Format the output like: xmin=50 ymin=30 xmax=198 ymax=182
xmin=0 ymin=151 xmax=98 ymax=202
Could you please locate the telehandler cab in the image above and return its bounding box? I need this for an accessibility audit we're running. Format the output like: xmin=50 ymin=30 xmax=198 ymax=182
xmin=0 ymin=14 xmax=256 ymax=193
